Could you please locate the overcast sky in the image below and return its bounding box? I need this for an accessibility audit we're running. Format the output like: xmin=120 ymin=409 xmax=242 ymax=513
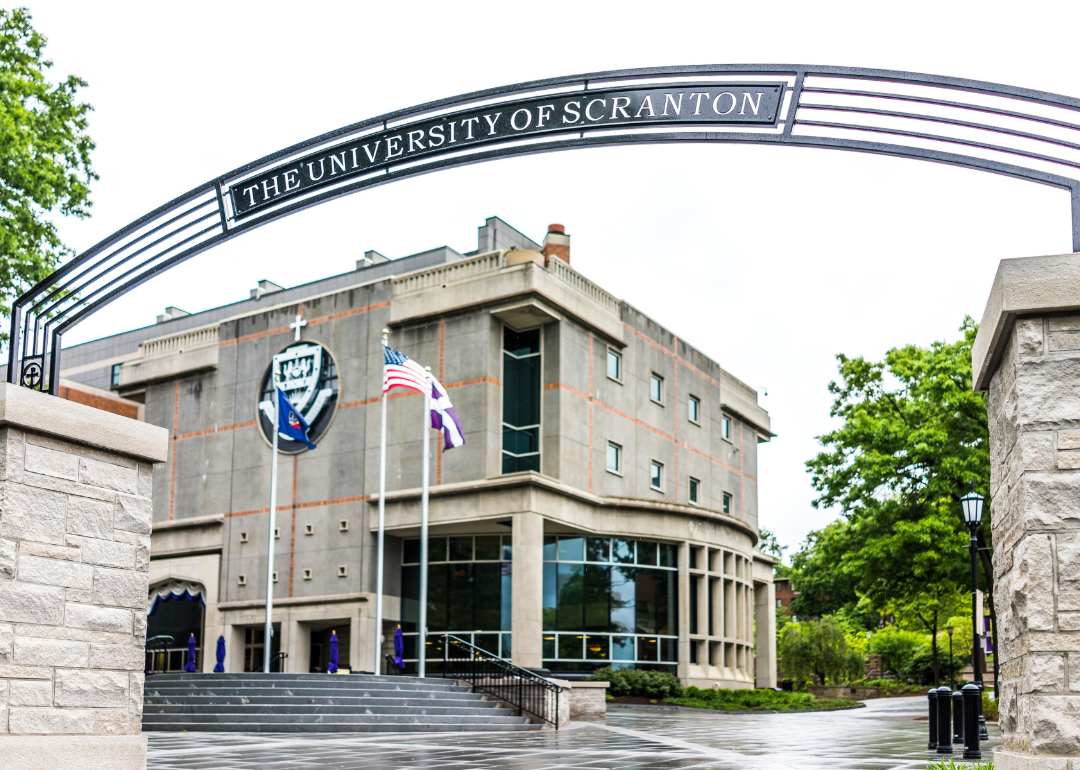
xmin=26 ymin=1 xmax=1079 ymax=556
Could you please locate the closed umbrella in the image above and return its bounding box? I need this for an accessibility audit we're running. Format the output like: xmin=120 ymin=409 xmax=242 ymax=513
xmin=394 ymin=625 xmax=404 ymax=671
xmin=214 ymin=635 xmax=225 ymax=673
xmin=184 ymin=633 xmax=197 ymax=672
xmin=328 ymin=630 xmax=339 ymax=674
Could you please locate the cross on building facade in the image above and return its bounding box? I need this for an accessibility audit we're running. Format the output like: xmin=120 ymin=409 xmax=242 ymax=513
xmin=290 ymin=313 xmax=307 ymax=341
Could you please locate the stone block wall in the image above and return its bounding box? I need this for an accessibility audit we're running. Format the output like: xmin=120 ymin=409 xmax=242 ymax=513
xmin=0 ymin=423 xmax=157 ymax=766
xmin=988 ymin=313 xmax=1080 ymax=768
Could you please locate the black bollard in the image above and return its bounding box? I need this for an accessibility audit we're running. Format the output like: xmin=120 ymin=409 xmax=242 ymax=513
xmin=962 ymin=684 xmax=982 ymax=761
xmin=952 ymin=690 xmax=964 ymax=743
xmin=936 ymin=687 xmax=953 ymax=753
xmin=927 ymin=688 xmax=938 ymax=750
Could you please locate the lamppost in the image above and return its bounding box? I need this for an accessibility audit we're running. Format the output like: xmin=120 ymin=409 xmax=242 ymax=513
xmin=960 ymin=483 xmax=989 ymax=742
xmin=946 ymin=625 xmax=954 ymax=688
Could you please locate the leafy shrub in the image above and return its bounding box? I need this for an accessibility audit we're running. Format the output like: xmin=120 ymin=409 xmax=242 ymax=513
xmin=982 ymin=691 xmax=999 ymax=721
xmin=667 ymin=686 xmax=819 ymax=711
xmin=868 ymin=626 xmax=925 ymax=676
xmin=900 ymin=648 xmax=966 ymax=686
xmin=779 ymin=616 xmax=864 ymax=685
xmin=586 ymin=667 xmax=682 ymax=699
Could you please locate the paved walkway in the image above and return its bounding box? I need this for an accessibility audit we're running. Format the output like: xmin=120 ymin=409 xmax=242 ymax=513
xmin=146 ymin=696 xmax=999 ymax=770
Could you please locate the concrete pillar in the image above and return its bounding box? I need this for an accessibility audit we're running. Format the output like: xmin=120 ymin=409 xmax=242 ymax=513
xmin=0 ymin=383 xmax=168 ymax=770
xmin=973 ymin=253 xmax=1080 ymax=770
xmin=754 ymin=580 xmax=777 ymax=688
xmin=511 ymin=511 xmax=544 ymax=669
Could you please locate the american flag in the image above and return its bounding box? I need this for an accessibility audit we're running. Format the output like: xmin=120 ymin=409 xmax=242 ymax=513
xmin=383 ymin=345 xmax=428 ymax=394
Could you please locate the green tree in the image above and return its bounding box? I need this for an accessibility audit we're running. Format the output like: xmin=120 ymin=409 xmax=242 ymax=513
xmin=0 ymin=8 xmax=95 ymax=338
xmin=789 ymin=521 xmax=864 ymax=620
xmin=805 ymin=318 xmax=993 ymax=687
xmin=757 ymin=527 xmax=787 ymax=560
xmin=779 ymin=616 xmax=864 ymax=685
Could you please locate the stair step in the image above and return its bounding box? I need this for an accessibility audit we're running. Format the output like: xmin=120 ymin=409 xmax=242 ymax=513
xmin=143 ymin=713 xmax=529 ymax=725
xmin=144 ymin=704 xmax=514 ymax=716
xmin=143 ymin=721 xmax=540 ymax=733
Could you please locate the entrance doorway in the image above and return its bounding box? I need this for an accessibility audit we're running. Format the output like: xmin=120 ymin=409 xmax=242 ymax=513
xmin=243 ymin=624 xmax=282 ymax=672
xmin=308 ymin=624 xmax=350 ymax=673
xmin=146 ymin=582 xmax=205 ymax=674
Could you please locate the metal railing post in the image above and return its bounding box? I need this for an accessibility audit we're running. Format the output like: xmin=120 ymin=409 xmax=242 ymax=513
xmin=936 ymin=687 xmax=953 ymax=753
xmin=962 ymin=684 xmax=982 ymax=760
xmin=927 ymin=689 xmax=938 ymax=749
xmin=952 ymin=690 xmax=964 ymax=744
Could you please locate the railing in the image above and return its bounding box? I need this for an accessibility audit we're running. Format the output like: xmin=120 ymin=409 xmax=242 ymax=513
xmin=439 ymin=634 xmax=560 ymax=729
xmin=546 ymin=257 xmax=620 ymax=315
xmin=392 ymin=251 xmax=503 ymax=296
xmin=139 ymin=324 xmax=220 ymax=359
xmin=721 ymin=369 xmax=759 ymax=404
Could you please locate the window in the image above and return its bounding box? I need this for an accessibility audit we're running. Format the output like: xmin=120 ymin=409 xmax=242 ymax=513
xmin=337 ymin=566 xmax=347 ymax=577
xmin=688 ymin=395 xmax=700 ymax=424
xmin=650 ymin=461 xmax=664 ymax=491
xmin=238 ymin=574 xmax=247 ymax=586
xmin=689 ymin=477 xmax=700 ymax=504
xmin=302 ymin=569 xmax=312 ymax=580
xmin=271 ymin=571 xmax=278 ymax=583
xmin=607 ymin=349 xmax=622 ymax=381
xmin=606 ymin=442 xmax=622 ymax=474
xmin=339 ymin=520 xmax=349 ymax=532
xmin=110 ymin=363 xmax=121 ymax=387
xmin=722 ymin=493 xmax=732 ymax=514
xmin=721 ymin=415 xmax=731 ymax=441
xmin=650 ymin=374 xmax=664 ymax=404
xmin=502 ymin=327 xmax=541 ymax=473
xmin=273 ymin=528 xmax=280 ymax=539
xmin=304 ymin=524 xmax=314 ymax=536
xmin=240 ymin=531 xmax=249 ymax=543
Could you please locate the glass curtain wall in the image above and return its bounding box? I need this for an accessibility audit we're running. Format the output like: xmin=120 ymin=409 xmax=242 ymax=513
xmin=543 ymin=535 xmax=679 ymax=674
xmin=502 ymin=327 xmax=541 ymax=473
xmin=401 ymin=535 xmax=513 ymax=672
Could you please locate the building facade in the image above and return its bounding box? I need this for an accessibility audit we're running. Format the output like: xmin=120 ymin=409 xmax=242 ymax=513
xmin=56 ymin=217 xmax=776 ymax=688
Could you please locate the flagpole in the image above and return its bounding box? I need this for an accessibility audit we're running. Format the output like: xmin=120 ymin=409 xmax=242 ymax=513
xmin=418 ymin=366 xmax=432 ymax=678
xmin=263 ymin=370 xmax=280 ymax=674
xmin=374 ymin=329 xmax=389 ymax=676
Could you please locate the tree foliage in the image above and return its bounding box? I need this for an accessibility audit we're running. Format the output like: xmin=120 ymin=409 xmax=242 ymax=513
xmin=800 ymin=319 xmax=992 ymax=686
xmin=0 ymin=8 xmax=95 ymax=334
xmin=779 ymin=616 xmax=864 ymax=685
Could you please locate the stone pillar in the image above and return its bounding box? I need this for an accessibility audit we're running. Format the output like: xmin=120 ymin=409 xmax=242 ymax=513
xmin=511 ymin=511 xmax=544 ymax=669
xmin=754 ymin=579 xmax=777 ymax=688
xmin=0 ymin=383 xmax=168 ymax=770
xmin=973 ymin=253 xmax=1080 ymax=770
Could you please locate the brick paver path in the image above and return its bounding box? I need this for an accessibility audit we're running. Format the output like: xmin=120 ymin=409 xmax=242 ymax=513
xmin=147 ymin=695 xmax=999 ymax=769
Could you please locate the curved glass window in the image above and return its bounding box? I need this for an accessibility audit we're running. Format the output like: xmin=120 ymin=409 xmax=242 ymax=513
xmin=543 ymin=536 xmax=678 ymax=674
xmin=400 ymin=535 xmax=512 ymax=673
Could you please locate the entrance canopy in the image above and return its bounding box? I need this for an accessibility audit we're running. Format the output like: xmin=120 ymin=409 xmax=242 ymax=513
xmin=12 ymin=64 xmax=1080 ymax=393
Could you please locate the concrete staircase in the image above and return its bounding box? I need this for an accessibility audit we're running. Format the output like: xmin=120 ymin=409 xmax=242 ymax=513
xmin=142 ymin=673 xmax=541 ymax=732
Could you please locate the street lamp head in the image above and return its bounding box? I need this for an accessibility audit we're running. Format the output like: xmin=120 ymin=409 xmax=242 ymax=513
xmin=946 ymin=625 xmax=954 ymax=638
xmin=961 ymin=482 xmax=985 ymax=528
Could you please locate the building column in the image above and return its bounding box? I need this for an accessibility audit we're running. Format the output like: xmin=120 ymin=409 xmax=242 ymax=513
xmin=676 ymin=542 xmax=690 ymax=681
xmin=286 ymin=618 xmax=309 ymax=674
xmin=511 ymin=511 xmax=544 ymax=669
xmin=973 ymin=253 xmax=1080 ymax=770
xmin=754 ymin=580 xmax=776 ymax=688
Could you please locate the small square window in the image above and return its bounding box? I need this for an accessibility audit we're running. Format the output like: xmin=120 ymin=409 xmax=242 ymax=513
xmin=304 ymin=524 xmax=314 ymax=536
xmin=111 ymin=363 xmax=121 ymax=387
xmin=722 ymin=493 xmax=732 ymax=514
xmin=240 ymin=531 xmax=249 ymax=543
xmin=650 ymin=461 xmax=664 ymax=491
xmin=337 ymin=565 xmax=347 ymax=577
xmin=688 ymin=395 xmax=700 ymax=424
xmin=302 ymin=568 xmax=312 ymax=580
xmin=689 ymin=477 xmax=700 ymax=504
xmin=721 ymin=416 xmax=732 ymax=441
xmin=339 ymin=520 xmax=349 ymax=532
xmin=272 ymin=571 xmax=278 ymax=583
xmin=273 ymin=528 xmax=280 ymax=540
xmin=606 ymin=442 xmax=622 ymax=474
xmin=237 ymin=574 xmax=247 ymax=586
xmin=607 ymin=349 xmax=622 ymax=381
xmin=650 ymin=374 xmax=664 ymax=404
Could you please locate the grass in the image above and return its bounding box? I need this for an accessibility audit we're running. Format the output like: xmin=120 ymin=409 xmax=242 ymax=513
xmin=663 ymin=686 xmax=855 ymax=711
xmin=926 ymin=759 xmax=993 ymax=769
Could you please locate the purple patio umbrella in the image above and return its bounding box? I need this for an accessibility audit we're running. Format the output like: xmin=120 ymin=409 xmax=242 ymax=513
xmin=184 ymin=633 xmax=197 ymax=672
xmin=213 ymin=635 xmax=225 ymax=672
xmin=328 ymin=630 xmax=339 ymax=674
xmin=394 ymin=626 xmax=404 ymax=670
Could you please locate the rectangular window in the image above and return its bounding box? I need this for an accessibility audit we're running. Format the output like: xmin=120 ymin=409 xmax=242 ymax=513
xmin=689 ymin=576 xmax=699 ymax=635
xmin=688 ymin=395 xmax=700 ymax=424
xmin=606 ymin=442 xmax=621 ymax=474
xmin=650 ymin=461 xmax=664 ymax=491
xmin=721 ymin=415 xmax=732 ymax=441
xmin=111 ymin=363 xmax=121 ymax=387
xmin=607 ymin=348 xmax=622 ymax=381
xmin=722 ymin=492 xmax=732 ymax=514
xmin=650 ymin=374 xmax=664 ymax=404
xmin=689 ymin=477 xmax=700 ymax=504
xmin=502 ymin=327 xmax=541 ymax=474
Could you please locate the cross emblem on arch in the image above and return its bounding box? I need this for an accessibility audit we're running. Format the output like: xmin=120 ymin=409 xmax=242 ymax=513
xmin=290 ymin=313 xmax=307 ymax=341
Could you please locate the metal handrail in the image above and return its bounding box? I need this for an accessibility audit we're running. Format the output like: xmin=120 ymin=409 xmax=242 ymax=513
xmin=438 ymin=633 xmax=560 ymax=729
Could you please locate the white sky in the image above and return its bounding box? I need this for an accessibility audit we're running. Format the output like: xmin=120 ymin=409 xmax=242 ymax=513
xmin=26 ymin=0 xmax=1079 ymax=556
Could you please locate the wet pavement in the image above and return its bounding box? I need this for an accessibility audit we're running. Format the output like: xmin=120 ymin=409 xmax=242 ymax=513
xmin=146 ymin=696 xmax=999 ymax=770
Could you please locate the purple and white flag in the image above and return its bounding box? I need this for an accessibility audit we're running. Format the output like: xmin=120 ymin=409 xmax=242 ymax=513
xmin=430 ymin=377 xmax=465 ymax=450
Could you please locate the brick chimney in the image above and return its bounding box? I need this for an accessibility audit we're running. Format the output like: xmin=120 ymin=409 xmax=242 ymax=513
xmin=542 ymin=224 xmax=570 ymax=265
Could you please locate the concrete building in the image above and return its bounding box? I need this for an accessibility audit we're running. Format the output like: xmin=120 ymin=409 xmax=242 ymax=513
xmin=55 ymin=217 xmax=776 ymax=688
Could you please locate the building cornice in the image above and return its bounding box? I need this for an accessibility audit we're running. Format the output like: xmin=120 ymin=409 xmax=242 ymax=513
xmin=217 ymin=593 xmax=369 ymax=611
xmin=153 ymin=513 xmax=224 ymax=532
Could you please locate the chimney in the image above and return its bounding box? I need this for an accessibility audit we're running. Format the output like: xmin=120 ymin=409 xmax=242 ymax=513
xmin=542 ymin=224 xmax=570 ymax=265
xmin=156 ymin=306 xmax=190 ymax=324
xmin=250 ymin=280 xmax=284 ymax=300
xmin=357 ymin=250 xmax=390 ymax=270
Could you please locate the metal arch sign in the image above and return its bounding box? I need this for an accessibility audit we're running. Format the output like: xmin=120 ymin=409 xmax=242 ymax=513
xmin=232 ymin=84 xmax=785 ymax=217
xmin=13 ymin=63 xmax=1080 ymax=395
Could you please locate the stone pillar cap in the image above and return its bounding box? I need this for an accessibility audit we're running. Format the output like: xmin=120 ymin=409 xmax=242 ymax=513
xmin=973 ymin=252 xmax=1080 ymax=391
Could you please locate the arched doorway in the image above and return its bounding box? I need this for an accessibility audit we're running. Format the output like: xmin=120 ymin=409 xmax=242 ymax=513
xmin=147 ymin=578 xmax=206 ymax=674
